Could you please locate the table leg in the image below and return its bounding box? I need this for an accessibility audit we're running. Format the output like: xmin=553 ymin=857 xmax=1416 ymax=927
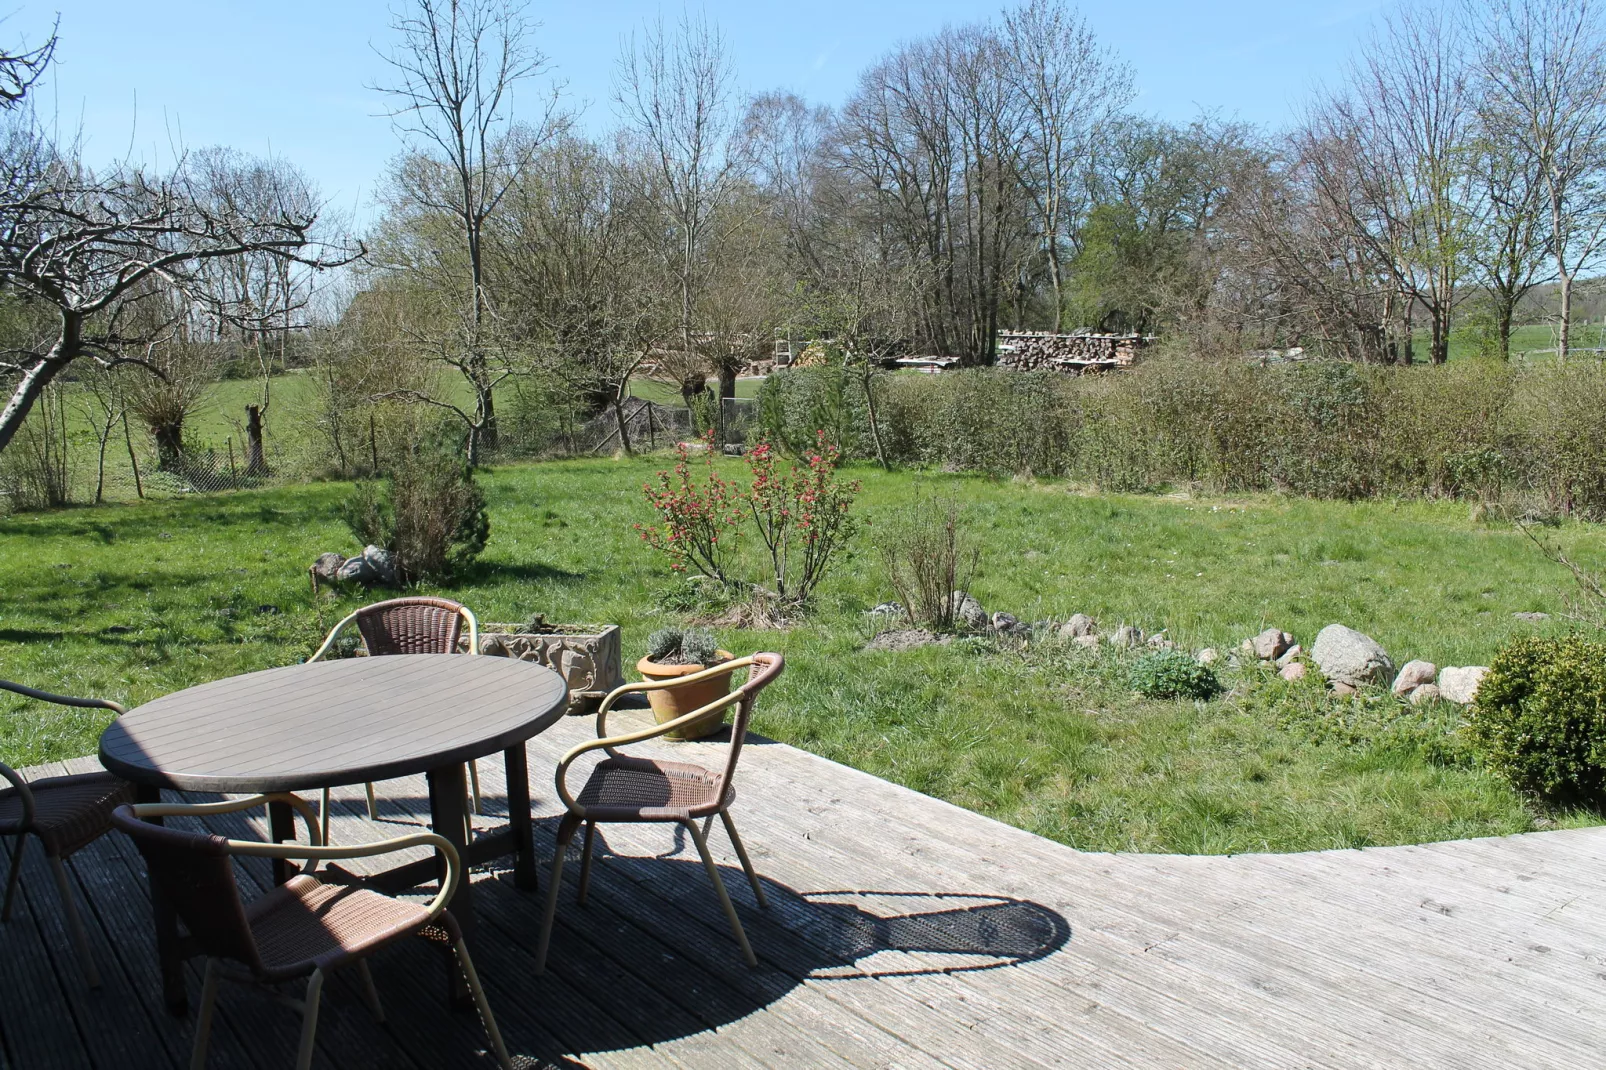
xmin=136 ymin=784 xmax=189 ymax=1016
xmin=268 ymin=799 xmax=295 ymax=886
xmin=504 ymin=744 xmax=537 ymax=892
xmin=426 ymin=762 xmax=473 ymax=1008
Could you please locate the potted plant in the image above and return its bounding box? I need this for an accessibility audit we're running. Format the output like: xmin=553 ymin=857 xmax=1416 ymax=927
xmin=637 ymin=627 xmax=735 ymax=740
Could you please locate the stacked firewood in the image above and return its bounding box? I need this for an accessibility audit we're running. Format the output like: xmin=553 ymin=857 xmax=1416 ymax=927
xmin=995 ymin=331 xmax=1143 ymax=371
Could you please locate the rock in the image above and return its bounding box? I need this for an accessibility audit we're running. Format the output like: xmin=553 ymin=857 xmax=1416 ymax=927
xmin=1275 ymin=644 xmax=1303 ymax=668
xmin=1513 ymin=612 xmax=1551 ymax=623
xmin=1391 ymin=660 xmax=1437 ymax=697
xmin=1250 ymin=628 xmax=1294 ymax=661
xmin=1310 ymin=624 xmax=1394 ymax=688
xmin=1073 ymin=634 xmax=1101 ymax=650
xmin=361 ymin=545 xmax=399 ymax=587
xmin=335 ymin=554 xmax=377 ymax=585
xmin=310 ymin=552 xmax=346 ymax=583
xmin=1437 ymin=666 xmax=1488 ymax=705
xmin=1332 ymin=681 xmax=1358 ymax=696
xmin=1197 ymin=648 xmax=1221 ymax=667
xmin=1108 ymin=624 xmax=1144 ymax=649
xmin=1280 ymin=662 xmax=1307 ymax=682
xmin=950 ymin=591 xmax=988 ymax=632
xmin=1147 ymin=633 xmax=1177 ymax=651
xmin=991 ymin=611 xmax=1019 ymax=633
xmin=1409 ymin=683 xmax=1442 ymax=706
xmin=1059 ymin=613 xmax=1097 ymax=639
xmin=868 ymin=601 xmax=905 ymax=618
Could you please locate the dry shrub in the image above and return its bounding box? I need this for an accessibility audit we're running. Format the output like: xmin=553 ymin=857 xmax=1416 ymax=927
xmin=880 ymin=493 xmax=980 ymax=631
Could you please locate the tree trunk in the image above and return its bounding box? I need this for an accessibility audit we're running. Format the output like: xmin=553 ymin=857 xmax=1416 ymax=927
xmin=153 ymin=421 xmax=184 ymax=471
xmin=244 ymin=404 xmax=268 ymax=475
xmin=1558 ymin=272 xmax=1573 ymax=362
xmin=1494 ymin=300 xmax=1515 ymax=361
xmin=0 ymin=316 xmax=77 ymax=455
xmin=612 ymin=397 xmax=633 ymax=456
xmin=861 ymin=366 xmax=889 ymax=472
xmin=718 ymin=365 xmax=737 ymax=400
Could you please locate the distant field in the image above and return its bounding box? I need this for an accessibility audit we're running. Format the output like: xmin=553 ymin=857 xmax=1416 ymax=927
xmin=1425 ymin=320 xmax=1606 ymax=362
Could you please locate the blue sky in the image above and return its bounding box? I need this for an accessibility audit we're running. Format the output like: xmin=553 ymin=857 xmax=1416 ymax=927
xmin=22 ymin=1 xmax=1388 ymax=222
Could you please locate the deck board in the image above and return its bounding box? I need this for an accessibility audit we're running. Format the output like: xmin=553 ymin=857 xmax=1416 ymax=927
xmin=8 ymin=709 xmax=1606 ymax=1067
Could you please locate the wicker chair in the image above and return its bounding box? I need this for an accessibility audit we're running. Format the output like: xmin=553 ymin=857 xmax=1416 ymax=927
xmin=112 ymin=792 xmax=513 ymax=1070
xmin=0 ymin=679 xmax=134 ymax=988
xmin=308 ymin=597 xmax=481 ymax=843
xmin=534 ymin=652 xmax=784 ymax=974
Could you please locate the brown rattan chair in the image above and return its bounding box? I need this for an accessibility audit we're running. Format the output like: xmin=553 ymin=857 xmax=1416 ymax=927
xmin=534 ymin=652 xmax=784 ymax=974
xmin=112 ymin=792 xmax=513 ymax=1070
xmin=0 ymin=679 xmax=134 ymax=988
xmin=308 ymin=596 xmax=481 ymax=843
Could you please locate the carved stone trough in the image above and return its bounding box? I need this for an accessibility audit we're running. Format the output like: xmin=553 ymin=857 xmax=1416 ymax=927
xmin=459 ymin=622 xmax=625 ymax=713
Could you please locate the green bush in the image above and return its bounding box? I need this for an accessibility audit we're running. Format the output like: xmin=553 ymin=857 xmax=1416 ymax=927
xmin=1469 ymin=634 xmax=1606 ymax=803
xmin=1129 ymin=649 xmax=1222 ymax=701
xmin=340 ymin=444 xmax=489 ymax=584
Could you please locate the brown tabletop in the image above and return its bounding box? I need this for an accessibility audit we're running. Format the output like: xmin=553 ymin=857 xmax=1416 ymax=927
xmin=100 ymin=653 xmax=569 ymax=1015
xmin=100 ymin=654 xmax=569 ymax=792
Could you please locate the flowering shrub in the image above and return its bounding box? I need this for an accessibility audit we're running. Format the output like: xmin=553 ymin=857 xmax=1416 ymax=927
xmin=639 ymin=430 xmax=862 ymax=606
xmin=636 ymin=434 xmax=745 ymax=583
xmin=748 ymin=433 xmax=863 ymax=603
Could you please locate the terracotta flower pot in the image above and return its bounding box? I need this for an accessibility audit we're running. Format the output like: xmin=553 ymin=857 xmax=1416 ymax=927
xmin=636 ymin=651 xmax=735 ymax=740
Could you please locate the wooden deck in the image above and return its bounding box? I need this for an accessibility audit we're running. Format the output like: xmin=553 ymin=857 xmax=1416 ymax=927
xmin=7 ymin=707 xmax=1606 ymax=1069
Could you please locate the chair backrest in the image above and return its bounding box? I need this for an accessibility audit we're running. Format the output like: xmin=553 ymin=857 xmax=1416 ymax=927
xmin=355 ymin=597 xmax=467 ymax=657
xmin=110 ymin=806 xmax=264 ymax=974
xmin=719 ymin=652 xmax=784 ymax=792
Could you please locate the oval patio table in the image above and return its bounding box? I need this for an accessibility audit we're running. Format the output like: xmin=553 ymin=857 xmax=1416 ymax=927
xmin=100 ymin=654 xmax=569 ymax=1014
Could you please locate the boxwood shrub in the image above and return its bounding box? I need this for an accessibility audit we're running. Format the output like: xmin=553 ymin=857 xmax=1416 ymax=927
xmin=1469 ymin=635 xmax=1606 ymax=803
xmin=1129 ymin=649 xmax=1222 ymax=701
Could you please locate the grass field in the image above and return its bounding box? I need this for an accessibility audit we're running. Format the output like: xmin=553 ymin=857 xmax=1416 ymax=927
xmin=3 ymin=457 xmax=1602 ymax=854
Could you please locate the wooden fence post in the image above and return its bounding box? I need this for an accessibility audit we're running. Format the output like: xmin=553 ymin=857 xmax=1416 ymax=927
xmin=122 ymin=412 xmax=144 ymax=500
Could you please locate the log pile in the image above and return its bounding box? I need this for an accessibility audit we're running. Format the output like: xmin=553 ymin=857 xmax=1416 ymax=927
xmin=995 ymin=331 xmax=1143 ymax=373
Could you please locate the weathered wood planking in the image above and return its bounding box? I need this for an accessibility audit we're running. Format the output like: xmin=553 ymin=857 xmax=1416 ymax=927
xmin=8 ymin=714 xmax=1606 ymax=1068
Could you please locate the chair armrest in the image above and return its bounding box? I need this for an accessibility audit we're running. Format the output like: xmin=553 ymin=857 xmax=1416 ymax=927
xmin=227 ymin=832 xmax=462 ymax=919
xmin=306 ymin=611 xmax=361 ymax=663
xmin=132 ymin=792 xmax=324 ymax=849
xmin=460 ymin=606 xmax=479 ymax=655
xmin=554 ymin=687 xmax=748 ymax=812
xmin=0 ymin=679 xmax=126 ymax=715
xmin=0 ymin=761 xmax=35 ymax=828
xmin=593 ymin=656 xmax=757 ymax=738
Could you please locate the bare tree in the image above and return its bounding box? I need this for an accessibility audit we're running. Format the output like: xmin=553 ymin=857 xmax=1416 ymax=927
xmin=375 ymin=0 xmax=558 ymax=459
xmin=0 ymin=122 xmax=357 ymax=455
xmin=1473 ymin=0 xmax=1606 ymax=360
xmin=0 ymin=19 xmax=54 ymax=109
xmin=615 ymin=11 xmax=750 ymax=399
xmin=1002 ymin=0 xmax=1133 ymax=332
xmin=1466 ymin=115 xmax=1554 ymax=358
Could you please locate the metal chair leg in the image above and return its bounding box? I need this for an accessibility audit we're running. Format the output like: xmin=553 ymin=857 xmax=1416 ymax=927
xmin=454 ymin=939 xmax=514 ymax=1070
xmin=295 ymin=968 xmax=325 ymax=1070
xmin=190 ymin=958 xmax=221 ymax=1070
xmin=320 ymin=787 xmax=333 ymax=847
xmin=48 ymin=854 xmax=100 ymax=987
xmin=355 ymin=958 xmax=385 ymax=1022
xmin=719 ymin=811 xmax=768 ymax=909
xmin=467 ymin=761 xmax=482 ymax=815
xmin=686 ymin=819 xmax=756 ymax=966
xmin=576 ymin=822 xmax=596 ymax=906
xmin=1 ymin=835 xmax=25 ymax=921
xmin=534 ymin=821 xmax=578 ymax=975
xmin=364 ymin=781 xmax=379 ymax=821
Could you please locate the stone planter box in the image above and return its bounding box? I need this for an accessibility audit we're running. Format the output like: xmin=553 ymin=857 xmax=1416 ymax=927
xmin=460 ymin=623 xmax=624 ymax=713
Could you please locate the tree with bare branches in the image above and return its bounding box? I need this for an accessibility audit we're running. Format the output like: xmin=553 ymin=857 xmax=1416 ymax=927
xmin=374 ymin=0 xmax=558 ymax=460
xmin=0 ymin=120 xmax=357 ymax=455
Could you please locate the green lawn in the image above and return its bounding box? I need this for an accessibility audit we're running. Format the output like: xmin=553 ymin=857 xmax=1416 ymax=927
xmin=3 ymin=458 xmax=1601 ymax=853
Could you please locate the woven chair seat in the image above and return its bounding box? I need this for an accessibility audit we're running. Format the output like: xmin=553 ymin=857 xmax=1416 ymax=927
xmin=0 ymin=772 xmax=135 ymax=857
xmin=575 ymin=755 xmax=730 ymax=821
xmin=246 ymin=874 xmax=431 ymax=981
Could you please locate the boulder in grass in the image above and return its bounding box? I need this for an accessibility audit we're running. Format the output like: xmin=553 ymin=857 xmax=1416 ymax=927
xmin=1059 ymin=614 xmax=1098 ymax=639
xmin=1311 ymin=624 xmax=1394 ymax=688
xmin=1437 ymin=666 xmax=1488 ymax=705
xmin=1391 ymin=660 xmax=1437 ymax=697
xmin=310 ymin=552 xmax=346 ymax=583
xmin=1196 ymin=648 xmax=1221 ymax=667
xmin=1280 ymin=662 xmax=1307 ymax=682
xmin=1073 ymin=634 xmax=1101 ymax=650
xmin=335 ymin=555 xmax=377 ymax=585
xmin=1108 ymin=624 xmax=1144 ymax=649
xmin=1275 ymin=645 xmax=1303 ymax=668
xmin=361 ymin=545 xmax=399 ymax=587
xmin=1250 ymin=628 xmax=1294 ymax=661
xmin=950 ymin=591 xmax=988 ymax=632
xmin=1409 ymin=683 xmax=1442 ymax=706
